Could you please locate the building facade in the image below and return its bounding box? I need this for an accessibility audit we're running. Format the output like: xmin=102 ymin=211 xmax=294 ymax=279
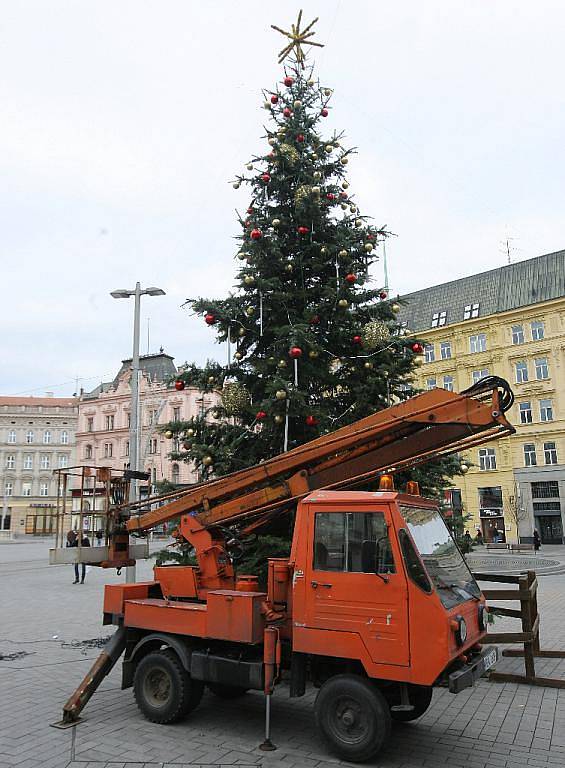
xmin=76 ymin=352 xmax=211 ymax=487
xmin=399 ymin=249 xmax=565 ymax=544
xmin=0 ymin=395 xmax=78 ymax=536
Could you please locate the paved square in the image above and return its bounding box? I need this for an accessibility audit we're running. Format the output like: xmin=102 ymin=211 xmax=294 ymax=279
xmin=2 ymin=539 xmax=565 ymax=768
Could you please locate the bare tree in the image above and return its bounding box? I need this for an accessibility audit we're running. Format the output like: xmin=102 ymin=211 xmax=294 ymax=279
xmin=505 ymin=486 xmax=527 ymax=543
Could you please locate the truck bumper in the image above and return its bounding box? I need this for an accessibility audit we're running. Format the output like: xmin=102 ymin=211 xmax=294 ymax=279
xmin=448 ymin=646 xmax=498 ymax=693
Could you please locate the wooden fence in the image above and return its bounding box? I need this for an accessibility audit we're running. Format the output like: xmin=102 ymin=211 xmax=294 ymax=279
xmin=473 ymin=570 xmax=565 ymax=688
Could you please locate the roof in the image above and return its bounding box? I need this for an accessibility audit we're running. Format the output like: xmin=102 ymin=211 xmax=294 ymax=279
xmin=397 ymin=249 xmax=565 ymax=333
xmin=0 ymin=396 xmax=77 ymax=407
xmin=82 ymin=352 xmax=177 ymax=399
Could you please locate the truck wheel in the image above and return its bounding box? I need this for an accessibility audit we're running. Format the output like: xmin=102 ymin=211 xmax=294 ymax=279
xmin=389 ymin=684 xmax=433 ymax=722
xmin=133 ymin=648 xmax=204 ymax=723
xmin=207 ymin=682 xmax=249 ymax=699
xmin=314 ymin=674 xmax=391 ymax=763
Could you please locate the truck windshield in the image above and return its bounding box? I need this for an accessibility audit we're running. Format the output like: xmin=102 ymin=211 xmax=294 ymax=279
xmin=399 ymin=505 xmax=481 ymax=609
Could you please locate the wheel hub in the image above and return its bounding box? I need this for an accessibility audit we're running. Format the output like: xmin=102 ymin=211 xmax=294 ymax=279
xmin=341 ymin=709 xmax=356 ymax=727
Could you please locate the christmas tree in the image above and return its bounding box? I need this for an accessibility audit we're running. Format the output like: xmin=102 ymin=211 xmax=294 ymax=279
xmin=162 ymin=15 xmax=461 ymax=565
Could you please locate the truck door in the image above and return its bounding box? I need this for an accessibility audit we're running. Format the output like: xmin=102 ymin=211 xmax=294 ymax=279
xmin=304 ymin=508 xmax=409 ymax=667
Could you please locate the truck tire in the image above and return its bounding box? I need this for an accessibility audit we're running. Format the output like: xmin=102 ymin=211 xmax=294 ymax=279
xmin=389 ymin=684 xmax=433 ymax=722
xmin=133 ymin=648 xmax=204 ymax=723
xmin=314 ymin=674 xmax=391 ymax=763
xmin=207 ymin=682 xmax=249 ymax=699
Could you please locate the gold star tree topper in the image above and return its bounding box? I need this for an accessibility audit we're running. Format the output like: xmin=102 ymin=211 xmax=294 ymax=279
xmin=271 ymin=10 xmax=324 ymax=68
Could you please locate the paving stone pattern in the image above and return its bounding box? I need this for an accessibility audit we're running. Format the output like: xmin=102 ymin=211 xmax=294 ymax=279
xmin=3 ymin=539 xmax=565 ymax=768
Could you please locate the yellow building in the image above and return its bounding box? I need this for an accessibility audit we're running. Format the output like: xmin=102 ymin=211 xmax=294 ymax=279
xmin=399 ymin=249 xmax=565 ymax=545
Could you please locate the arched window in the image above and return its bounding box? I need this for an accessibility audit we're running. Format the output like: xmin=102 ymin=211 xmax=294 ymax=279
xmin=172 ymin=464 xmax=180 ymax=485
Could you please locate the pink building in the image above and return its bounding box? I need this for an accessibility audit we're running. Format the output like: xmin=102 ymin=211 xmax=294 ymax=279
xmin=76 ymin=353 xmax=214 ymax=487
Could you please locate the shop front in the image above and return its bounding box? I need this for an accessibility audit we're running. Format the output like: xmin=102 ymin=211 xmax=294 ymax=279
xmin=479 ymin=487 xmax=505 ymax=543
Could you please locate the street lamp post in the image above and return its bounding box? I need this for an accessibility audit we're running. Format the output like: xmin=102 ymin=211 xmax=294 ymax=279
xmin=111 ymin=282 xmax=166 ymax=580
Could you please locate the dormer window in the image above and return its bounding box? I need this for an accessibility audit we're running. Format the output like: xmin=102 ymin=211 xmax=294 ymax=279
xmin=431 ymin=311 xmax=446 ymax=328
xmin=463 ymin=303 xmax=480 ymax=320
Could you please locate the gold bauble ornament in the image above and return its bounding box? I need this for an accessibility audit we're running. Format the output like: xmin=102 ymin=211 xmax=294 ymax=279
xmin=324 ymin=88 xmax=332 ymax=96
xmin=340 ymin=203 xmax=347 ymax=210
xmin=277 ymin=129 xmax=286 ymax=138
xmin=279 ymin=143 xmax=299 ymax=164
xmin=311 ymin=186 xmax=321 ymax=197
xmin=338 ymin=249 xmax=348 ymax=258
xmin=391 ymin=302 xmax=401 ymax=313
xmin=277 ymin=359 xmax=288 ymax=368
xmin=340 ymin=157 xmax=349 ymax=165
xmin=342 ymin=181 xmax=349 ymax=189
xmin=238 ymin=327 xmax=246 ymax=336
xmin=364 ymin=362 xmax=374 ymax=370
xmin=325 ymin=145 xmax=333 ymax=153
xmin=285 ymin=263 xmax=293 ymax=272
xmin=221 ymin=381 xmax=251 ymax=415
xmin=274 ymin=414 xmax=285 ymax=424
xmin=338 ymin=299 xmax=349 ymax=308
xmin=311 ymin=153 xmax=318 ymax=160
xmin=245 ymin=306 xmax=255 ymax=316
xmin=309 ymin=350 xmax=319 ymax=359
xmin=237 ymin=251 xmax=246 ymax=260
xmin=232 ymin=182 xmax=240 ymax=189
xmin=267 ymin=356 xmax=276 ymax=364
xmin=294 ymin=184 xmax=313 ymax=206
xmin=202 ymin=455 xmax=213 ymax=466
xmin=264 ymin=101 xmax=271 ymax=110
xmin=363 ymin=320 xmax=390 ymax=349
xmin=164 ymin=430 xmax=174 ymax=439
xmin=208 ymin=375 xmax=215 ymax=383
xmin=186 ymin=428 xmax=195 ymax=438
xmin=355 ymin=219 xmax=363 ymax=228
xmin=364 ymin=243 xmax=373 ymax=253
xmin=293 ymin=99 xmax=302 ymax=108
xmin=268 ymin=137 xmax=277 ymax=146
xmin=234 ymin=351 xmax=242 ymax=360
xmin=313 ymin=170 xmax=321 ymax=180
xmin=320 ymin=246 xmax=328 ymax=254
xmin=307 ymin=79 xmax=315 ymax=86
xmin=349 ymin=205 xmax=356 ymax=213
xmin=244 ymin=275 xmax=255 ymax=286
xmin=275 ymin=390 xmax=287 ymax=400
xmin=272 ymin=218 xmax=281 ymax=227
xmin=246 ymin=163 xmax=254 ymax=170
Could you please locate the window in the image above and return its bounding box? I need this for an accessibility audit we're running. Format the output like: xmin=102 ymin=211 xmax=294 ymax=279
xmin=472 ymin=369 xmax=489 ymax=385
xmin=5 ymin=455 xmax=15 ymax=469
xmin=172 ymin=464 xmax=180 ymax=485
xmin=443 ymin=375 xmax=454 ymax=391
xmin=515 ymin=361 xmax=528 ymax=383
xmin=313 ymin=511 xmax=395 ymax=574
xmin=544 ymin=442 xmax=558 ymax=465
xmin=85 ymin=444 xmax=93 ymax=459
xmin=23 ymin=455 xmax=32 ymax=470
xmin=26 ymin=431 xmax=34 ymax=443
xmin=125 ymin=441 xmax=130 ymax=457
xmin=524 ymin=443 xmax=537 ymax=467
xmin=533 ymin=501 xmax=561 ymax=514
xmin=60 ymin=430 xmax=69 ymax=444
xmin=469 ymin=333 xmax=487 ymax=353
xmin=531 ymin=481 xmax=559 ymax=499
xmin=43 ymin=430 xmax=51 ymax=444
xmin=105 ymin=415 xmax=115 ymax=431
xmin=398 ymin=529 xmax=431 ymax=593
xmin=39 ymin=482 xmax=49 ymax=497
xmin=530 ymin=320 xmax=545 ymax=341
xmin=149 ymin=438 xmax=158 ymax=455
xmin=535 ymin=358 xmax=549 ymax=380
xmin=464 ymin=303 xmax=480 ymax=320
xmin=173 ymin=407 xmax=181 ymax=421
xmin=426 ymin=377 xmax=437 ymax=391
xmin=519 ymin=402 xmax=532 ymax=424
xmin=512 ymin=325 xmax=524 ymax=345
xmin=7 ymin=430 xmax=16 ymax=444
xmin=40 ymin=454 xmax=50 ymax=469
xmin=479 ymin=487 xmax=503 ymax=510
xmin=540 ymin=399 xmax=553 ymax=422
xmin=440 ymin=341 xmax=452 ymax=360
xmin=87 ymin=417 xmax=94 ymax=432
xmin=424 ymin=343 xmax=435 ymax=363
xmin=22 ymin=482 xmax=32 ymax=497
xmin=58 ymin=455 xmax=68 ymax=468
xmin=431 ymin=311 xmax=447 ymax=328
xmin=148 ymin=409 xmax=159 ymax=426
xmin=4 ymin=482 xmax=13 ymax=497
xmin=104 ymin=443 xmax=113 ymax=458
xmin=478 ymin=448 xmax=496 ymax=471
xmin=126 ymin=413 xmax=131 ymax=428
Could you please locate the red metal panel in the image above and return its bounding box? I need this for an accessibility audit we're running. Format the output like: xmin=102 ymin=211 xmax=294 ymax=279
xmin=206 ymin=590 xmax=266 ymax=643
xmin=124 ymin=598 xmax=207 ymax=637
xmin=103 ymin=583 xmax=153 ymax=615
xmin=154 ymin=566 xmax=198 ymax=599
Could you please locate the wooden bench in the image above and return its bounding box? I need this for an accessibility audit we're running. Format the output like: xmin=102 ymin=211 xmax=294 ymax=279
xmin=486 ymin=543 xmax=509 ymax=551
xmin=510 ymin=543 xmax=535 ymax=552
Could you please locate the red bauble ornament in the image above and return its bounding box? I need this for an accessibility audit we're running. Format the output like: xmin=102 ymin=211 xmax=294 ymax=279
xmin=250 ymin=229 xmax=262 ymax=240
xmin=283 ymin=76 xmax=294 ymax=86
xmin=321 ymin=108 xmax=329 ymax=117
xmin=367 ymin=234 xmax=375 ymax=240
xmin=204 ymin=313 xmax=216 ymax=325
xmin=244 ymin=219 xmax=250 ymax=227
xmin=247 ymin=207 xmax=253 ymax=214
xmin=340 ymin=191 xmax=348 ymax=199
xmin=297 ymin=226 xmax=309 ymax=235
xmin=261 ymin=173 xmax=271 ymax=183
xmin=352 ymin=335 xmax=363 ymax=346
xmin=289 ymin=346 xmax=303 ymax=359
xmin=256 ymin=410 xmax=267 ymax=421
xmin=345 ymin=273 xmax=356 ymax=284
xmin=326 ymin=193 xmax=335 ymax=201
xmin=283 ymin=107 xmax=292 ymax=118
xmin=270 ymin=95 xmax=278 ymax=104
xmin=305 ymin=415 xmax=318 ymax=426
xmin=379 ymin=291 xmax=388 ymax=300
xmin=174 ymin=380 xmax=185 ymax=391
xmin=296 ymin=134 xmax=305 ymax=143
xmin=309 ymin=315 xmax=321 ymax=325
xmin=411 ymin=342 xmax=424 ymax=354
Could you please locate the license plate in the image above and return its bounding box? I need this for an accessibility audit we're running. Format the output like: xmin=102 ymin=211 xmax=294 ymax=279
xmin=483 ymin=649 xmax=497 ymax=670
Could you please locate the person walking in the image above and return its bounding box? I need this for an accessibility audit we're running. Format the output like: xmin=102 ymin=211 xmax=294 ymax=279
xmin=71 ymin=533 xmax=91 ymax=584
xmin=533 ymin=529 xmax=541 ymax=552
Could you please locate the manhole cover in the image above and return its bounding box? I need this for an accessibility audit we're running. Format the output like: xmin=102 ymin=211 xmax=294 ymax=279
xmin=466 ymin=555 xmax=560 ymax=571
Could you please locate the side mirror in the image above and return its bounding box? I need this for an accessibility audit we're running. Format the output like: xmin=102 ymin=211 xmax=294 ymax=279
xmin=361 ymin=539 xmax=377 ymax=573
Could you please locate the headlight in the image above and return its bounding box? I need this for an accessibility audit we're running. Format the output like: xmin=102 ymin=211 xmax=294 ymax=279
xmin=478 ymin=604 xmax=487 ymax=632
xmin=452 ymin=615 xmax=467 ymax=646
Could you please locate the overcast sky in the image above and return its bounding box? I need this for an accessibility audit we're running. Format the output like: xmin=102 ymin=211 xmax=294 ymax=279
xmin=2 ymin=1 xmax=564 ymax=397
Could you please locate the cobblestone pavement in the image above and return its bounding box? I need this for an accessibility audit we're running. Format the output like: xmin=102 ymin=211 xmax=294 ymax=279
xmin=2 ymin=539 xmax=565 ymax=768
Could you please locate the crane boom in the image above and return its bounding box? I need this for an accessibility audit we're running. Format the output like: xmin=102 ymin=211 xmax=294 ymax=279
xmin=125 ymin=377 xmax=514 ymax=537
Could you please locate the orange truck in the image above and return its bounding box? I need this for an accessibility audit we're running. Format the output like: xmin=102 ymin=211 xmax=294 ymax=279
xmin=57 ymin=377 xmax=514 ymax=762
